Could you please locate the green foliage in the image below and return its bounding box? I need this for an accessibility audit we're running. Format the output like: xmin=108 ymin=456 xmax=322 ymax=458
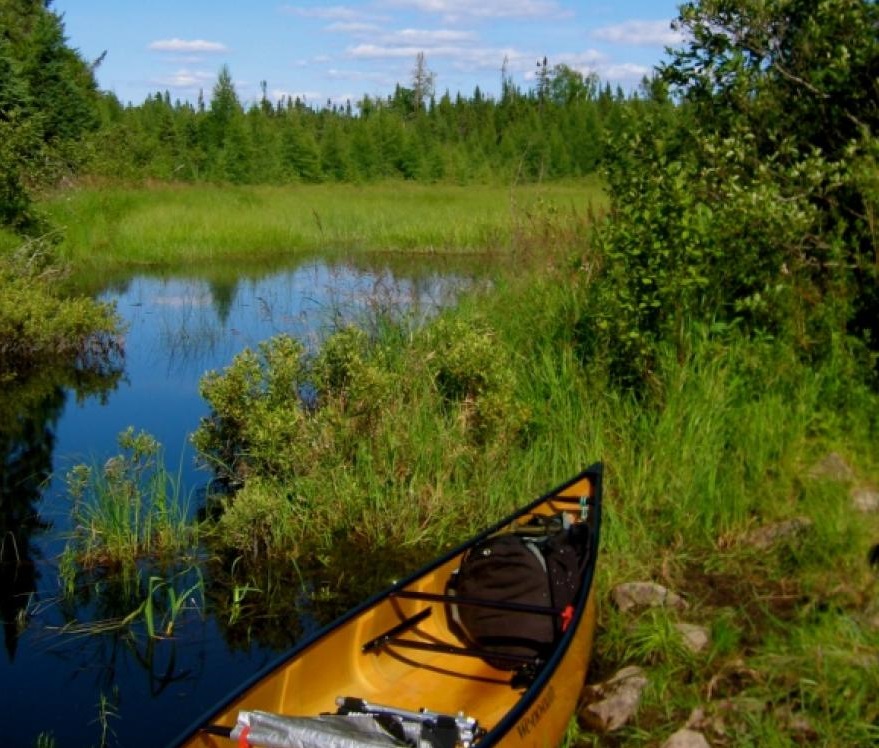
xmin=211 ymin=478 xmax=307 ymax=560
xmin=122 ymin=567 xmax=205 ymax=638
xmin=0 ymin=238 xmax=122 ymax=379
xmin=45 ymin=181 xmax=604 ymax=268
xmin=424 ymin=317 xmax=528 ymax=441
xmin=65 ymin=428 xmax=198 ymax=571
xmin=79 ymin=60 xmax=619 ymax=187
xmin=0 ymin=0 xmax=100 ymax=230
xmin=195 ymin=335 xmax=316 ymax=483
xmin=580 ymin=0 xmax=879 ymax=387
xmin=194 ymin=308 xmax=535 ymax=558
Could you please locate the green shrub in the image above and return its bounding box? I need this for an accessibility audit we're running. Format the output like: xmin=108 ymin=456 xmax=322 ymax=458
xmin=422 ymin=317 xmax=528 ymax=443
xmin=212 ymin=479 xmax=306 ymax=560
xmin=0 ymin=239 xmax=121 ymax=379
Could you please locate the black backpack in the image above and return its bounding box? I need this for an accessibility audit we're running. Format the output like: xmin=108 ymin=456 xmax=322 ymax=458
xmin=451 ymin=519 xmax=589 ymax=669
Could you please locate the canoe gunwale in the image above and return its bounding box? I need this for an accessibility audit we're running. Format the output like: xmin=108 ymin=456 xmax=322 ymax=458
xmin=172 ymin=462 xmax=603 ymax=748
xmin=480 ymin=464 xmax=602 ymax=745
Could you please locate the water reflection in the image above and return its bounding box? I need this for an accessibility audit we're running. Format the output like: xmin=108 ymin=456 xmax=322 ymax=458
xmin=0 ymin=365 xmax=122 ymax=662
xmin=0 ymin=251 xmax=495 ymax=747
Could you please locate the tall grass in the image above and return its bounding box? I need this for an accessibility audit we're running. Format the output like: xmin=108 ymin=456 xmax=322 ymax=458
xmin=45 ymin=174 xmax=878 ymax=743
xmin=65 ymin=427 xmax=198 ymax=571
xmin=43 ymin=180 xmax=605 ymax=268
xmin=193 ymin=253 xmax=878 ymax=744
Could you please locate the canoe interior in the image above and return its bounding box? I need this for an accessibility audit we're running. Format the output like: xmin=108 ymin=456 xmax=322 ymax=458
xmin=178 ymin=467 xmax=601 ymax=748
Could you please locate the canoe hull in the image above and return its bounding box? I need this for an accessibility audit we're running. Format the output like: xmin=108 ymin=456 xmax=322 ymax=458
xmin=176 ymin=464 xmax=602 ymax=748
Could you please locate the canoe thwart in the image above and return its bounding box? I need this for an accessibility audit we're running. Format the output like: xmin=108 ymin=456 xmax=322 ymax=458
xmin=393 ymin=589 xmax=564 ymax=616
xmin=362 ymin=608 xmax=432 ymax=654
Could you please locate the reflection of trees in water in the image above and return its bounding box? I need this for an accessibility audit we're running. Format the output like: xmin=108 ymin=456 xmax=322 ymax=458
xmin=208 ymin=278 xmax=239 ymax=326
xmin=0 ymin=364 xmax=122 ymax=662
xmin=312 ymin=259 xmax=483 ymax=342
xmin=205 ymin=539 xmax=432 ymax=654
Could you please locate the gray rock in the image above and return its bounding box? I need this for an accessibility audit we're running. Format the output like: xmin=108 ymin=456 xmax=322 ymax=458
xmin=851 ymin=486 xmax=879 ymax=513
xmin=675 ymin=623 xmax=710 ymax=653
xmin=743 ymin=517 xmax=812 ymax=549
xmin=808 ymin=452 xmax=855 ymax=482
xmin=661 ymin=728 xmax=711 ymax=748
xmin=578 ymin=665 xmax=648 ymax=732
xmin=612 ymin=581 xmax=688 ymax=613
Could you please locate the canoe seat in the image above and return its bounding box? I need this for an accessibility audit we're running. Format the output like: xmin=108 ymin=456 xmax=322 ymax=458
xmin=228 ymin=697 xmax=483 ymax=748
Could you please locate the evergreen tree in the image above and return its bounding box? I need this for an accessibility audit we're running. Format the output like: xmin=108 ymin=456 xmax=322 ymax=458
xmin=280 ymin=115 xmax=321 ymax=182
xmin=319 ymin=118 xmax=351 ymax=181
xmin=207 ymin=65 xmax=240 ymax=151
xmin=0 ymin=0 xmax=100 ymax=230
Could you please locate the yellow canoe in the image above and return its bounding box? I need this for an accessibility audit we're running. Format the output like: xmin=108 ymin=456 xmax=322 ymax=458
xmin=173 ymin=463 xmax=602 ymax=748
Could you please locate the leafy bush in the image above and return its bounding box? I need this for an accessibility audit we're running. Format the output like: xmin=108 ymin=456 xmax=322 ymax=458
xmin=423 ymin=317 xmax=529 ymax=443
xmin=194 ymin=335 xmax=311 ymax=483
xmin=212 ymin=479 xmax=305 ymax=560
xmin=0 ymin=239 xmax=122 ymax=379
xmin=579 ymin=0 xmax=879 ymax=388
xmin=193 ymin=315 xmax=532 ymax=558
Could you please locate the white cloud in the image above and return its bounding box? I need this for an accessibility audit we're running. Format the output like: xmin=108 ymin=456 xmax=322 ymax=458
xmin=150 ymin=69 xmax=216 ymax=89
xmin=281 ymin=5 xmax=363 ymax=21
xmin=592 ymin=20 xmax=682 ymax=47
xmin=382 ymin=0 xmax=567 ymax=21
xmin=597 ymin=62 xmax=653 ymax=80
xmin=522 ymin=51 xmax=605 ymax=79
xmin=389 ymin=28 xmax=477 ymax=44
xmin=325 ymin=21 xmax=382 ymax=33
xmin=348 ymin=43 xmax=467 ymax=59
xmin=348 ymin=42 xmax=536 ymax=76
xmin=148 ymin=38 xmax=228 ymax=53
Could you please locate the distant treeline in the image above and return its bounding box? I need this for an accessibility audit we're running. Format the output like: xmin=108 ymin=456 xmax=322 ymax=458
xmin=1 ymin=0 xmax=663 ymax=231
xmin=85 ymin=62 xmax=648 ymax=186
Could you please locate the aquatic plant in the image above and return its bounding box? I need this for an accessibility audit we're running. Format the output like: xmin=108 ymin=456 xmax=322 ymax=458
xmin=64 ymin=427 xmax=199 ymax=571
xmin=129 ymin=568 xmax=205 ymax=638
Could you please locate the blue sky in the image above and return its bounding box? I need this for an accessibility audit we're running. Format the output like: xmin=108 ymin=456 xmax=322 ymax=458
xmin=53 ymin=1 xmax=685 ymax=108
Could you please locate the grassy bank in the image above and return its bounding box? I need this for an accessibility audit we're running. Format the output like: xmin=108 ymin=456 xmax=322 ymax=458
xmin=48 ymin=178 xmax=878 ymax=744
xmin=0 ymin=237 xmax=122 ymax=381
xmin=43 ymin=179 xmax=604 ymax=268
xmin=183 ymin=259 xmax=878 ymax=744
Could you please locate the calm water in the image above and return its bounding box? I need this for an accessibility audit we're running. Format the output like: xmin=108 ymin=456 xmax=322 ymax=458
xmin=0 ymin=253 xmax=487 ymax=748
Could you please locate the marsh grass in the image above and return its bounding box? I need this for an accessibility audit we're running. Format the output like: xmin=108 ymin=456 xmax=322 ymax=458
xmin=41 ymin=175 xmax=878 ymax=743
xmin=191 ymin=257 xmax=878 ymax=744
xmin=43 ymin=180 xmax=605 ymax=268
xmin=55 ymin=564 xmax=205 ymax=644
xmin=64 ymin=427 xmax=199 ymax=572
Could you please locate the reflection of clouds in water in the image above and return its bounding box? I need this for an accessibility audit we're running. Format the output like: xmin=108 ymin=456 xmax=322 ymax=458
xmin=150 ymin=293 xmax=213 ymax=308
xmin=7 ymin=254 xmax=495 ymax=748
xmin=106 ymin=260 xmax=478 ymax=379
